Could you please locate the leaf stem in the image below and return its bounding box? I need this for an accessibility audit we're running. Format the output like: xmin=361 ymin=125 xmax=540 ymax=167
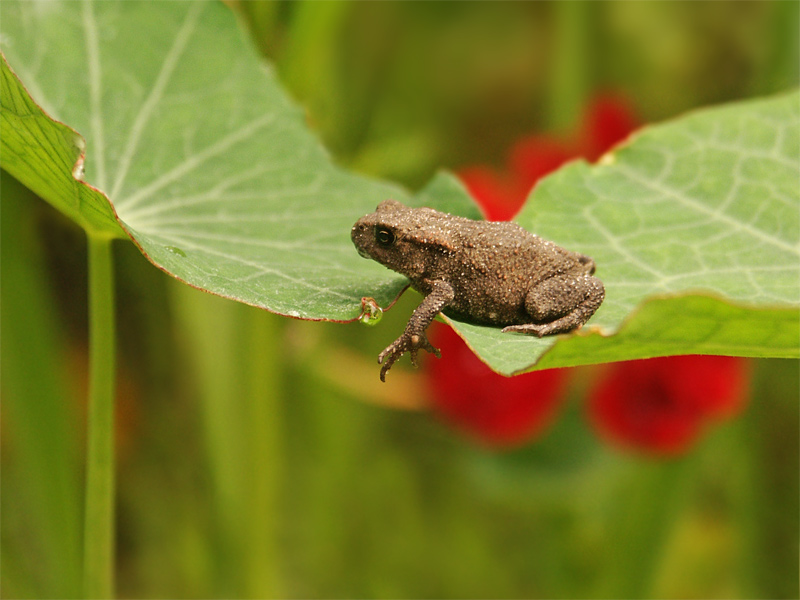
xmin=83 ymin=235 xmax=116 ymax=599
xmin=244 ymin=310 xmax=284 ymax=597
xmin=547 ymin=0 xmax=593 ymax=132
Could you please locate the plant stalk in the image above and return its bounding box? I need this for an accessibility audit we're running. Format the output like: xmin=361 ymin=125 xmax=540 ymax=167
xmin=244 ymin=309 xmax=283 ymax=597
xmin=548 ymin=0 xmax=592 ymax=132
xmin=83 ymin=235 xmax=116 ymax=599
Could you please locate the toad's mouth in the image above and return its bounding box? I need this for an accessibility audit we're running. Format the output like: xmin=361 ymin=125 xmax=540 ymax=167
xmin=356 ymin=246 xmax=371 ymax=259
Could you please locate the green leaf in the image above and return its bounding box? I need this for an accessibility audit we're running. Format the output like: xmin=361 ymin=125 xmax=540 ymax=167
xmin=1 ymin=1 xmax=798 ymax=375
xmin=0 ymin=54 xmax=121 ymax=237
xmin=450 ymin=92 xmax=800 ymax=373
xmin=0 ymin=1 xmax=473 ymax=321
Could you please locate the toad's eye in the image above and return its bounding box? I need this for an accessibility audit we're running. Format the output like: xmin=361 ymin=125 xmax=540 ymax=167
xmin=375 ymin=227 xmax=395 ymax=247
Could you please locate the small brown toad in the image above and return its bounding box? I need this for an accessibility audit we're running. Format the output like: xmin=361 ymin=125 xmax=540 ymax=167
xmin=352 ymin=200 xmax=604 ymax=381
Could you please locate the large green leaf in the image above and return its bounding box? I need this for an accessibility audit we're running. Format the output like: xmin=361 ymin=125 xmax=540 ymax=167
xmin=1 ymin=0 xmax=797 ymax=376
xmin=0 ymin=1 xmax=477 ymax=321
xmin=0 ymin=54 xmax=121 ymax=237
xmin=450 ymin=93 xmax=800 ymax=373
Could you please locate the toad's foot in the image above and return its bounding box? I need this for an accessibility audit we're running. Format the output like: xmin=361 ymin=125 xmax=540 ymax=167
xmin=501 ymin=322 xmax=573 ymax=337
xmin=378 ymin=332 xmax=441 ymax=382
xmin=376 ymin=279 xmax=454 ymax=382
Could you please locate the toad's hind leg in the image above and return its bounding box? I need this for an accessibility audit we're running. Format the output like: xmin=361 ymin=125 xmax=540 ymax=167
xmin=502 ymin=275 xmax=604 ymax=337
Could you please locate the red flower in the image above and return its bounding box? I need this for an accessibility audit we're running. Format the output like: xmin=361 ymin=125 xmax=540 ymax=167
xmin=588 ymin=356 xmax=750 ymax=456
xmin=427 ymin=325 xmax=567 ymax=448
xmin=436 ymin=96 xmax=749 ymax=456
xmin=459 ymin=94 xmax=639 ymax=221
xmin=580 ymin=94 xmax=639 ymax=161
xmin=510 ymin=136 xmax=576 ymax=190
xmin=458 ymin=166 xmax=532 ymax=222
xmin=427 ymin=94 xmax=639 ymax=448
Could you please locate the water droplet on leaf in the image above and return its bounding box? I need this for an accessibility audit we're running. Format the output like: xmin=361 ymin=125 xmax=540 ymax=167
xmin=359 ymin=297 xmax=383 ymax=326
xmin=165 ymin=245 xmax=186 ymax=257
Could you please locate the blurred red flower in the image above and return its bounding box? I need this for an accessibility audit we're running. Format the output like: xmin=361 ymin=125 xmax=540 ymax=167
xmin=426 ymin=94 xmax=638 ymax=448
xmin=460 ymin=93 xmax=638 ymax=221
xmin=427 ymin=326 xmax=567 ymax=448
xmin=588 ymin=356 xmax=750 ymax=456
xmin=433 ymin=95 xmax=750 ymax=455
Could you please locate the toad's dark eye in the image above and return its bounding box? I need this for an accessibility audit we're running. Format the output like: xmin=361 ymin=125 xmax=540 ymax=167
xmin=375 ymin=227 xmax=395 ymax=247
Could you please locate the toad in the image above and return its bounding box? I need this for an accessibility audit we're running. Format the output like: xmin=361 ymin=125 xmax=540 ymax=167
xmin=352 ymin=200 xmax=604 ymax=381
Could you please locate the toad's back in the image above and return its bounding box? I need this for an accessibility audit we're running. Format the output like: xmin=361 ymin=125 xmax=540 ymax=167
xmin=416 ymin=220 xmax=587 ymax=325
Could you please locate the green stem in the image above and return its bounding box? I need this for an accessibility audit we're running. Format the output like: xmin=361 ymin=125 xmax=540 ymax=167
xmin=83 ymin=235 xmax=116 ymax=599
xmin=547 ymin=0 xmax=592 ymax=133
xmin=244 ymin=310 xmax=284 ymax=598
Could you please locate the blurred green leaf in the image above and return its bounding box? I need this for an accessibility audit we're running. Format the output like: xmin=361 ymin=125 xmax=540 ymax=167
xmin=0 ymin=172 xmax=82 ymax=598
xmin=1 ymin=1 xmax=797 ymax=377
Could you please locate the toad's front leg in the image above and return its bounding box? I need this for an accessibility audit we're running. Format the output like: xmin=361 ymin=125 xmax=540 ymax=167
xmin=378 ymin=279 xmax=455 ymax=382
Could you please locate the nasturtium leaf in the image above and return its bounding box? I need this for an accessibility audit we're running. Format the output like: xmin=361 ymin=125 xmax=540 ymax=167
xmin=0 ymin=1 xmax=474 ymax=322
xmin=448 ymin=92 xmax=800 ymax=373
xmin=0 ymin=54 xmax=122 ymax=237
xmin=1 ymin=0 xmax=797 ymax=376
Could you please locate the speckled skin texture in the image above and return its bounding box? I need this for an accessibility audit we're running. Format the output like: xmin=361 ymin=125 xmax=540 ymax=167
xmin=352 ymin=200 xmax=605 ymax=381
